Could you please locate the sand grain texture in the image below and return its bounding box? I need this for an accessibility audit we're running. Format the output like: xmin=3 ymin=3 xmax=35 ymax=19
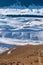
xmin=0 ymin=45 xmax=43 ymax=65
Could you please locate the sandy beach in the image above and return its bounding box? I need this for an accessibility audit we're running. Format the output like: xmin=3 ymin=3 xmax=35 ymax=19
xmin=0 ymin=45 xmax=43 ymax=65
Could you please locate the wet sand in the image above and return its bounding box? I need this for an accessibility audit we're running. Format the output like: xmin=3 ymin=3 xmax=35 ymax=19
xmin=0 ymin=45 xmax=43 ymax=65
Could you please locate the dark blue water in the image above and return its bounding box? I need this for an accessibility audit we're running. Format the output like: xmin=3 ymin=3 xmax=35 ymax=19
xmin=6 ymin=15 xmax=43 ymax=18
xmin=0 ymin=0 xmax=43 ymax=7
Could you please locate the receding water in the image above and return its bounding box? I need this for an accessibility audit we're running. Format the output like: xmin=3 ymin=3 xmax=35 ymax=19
xmin=0 ymin=17 xmax=43 ymax=43
xmin=0 ymin=16 xmax=43 ymax=53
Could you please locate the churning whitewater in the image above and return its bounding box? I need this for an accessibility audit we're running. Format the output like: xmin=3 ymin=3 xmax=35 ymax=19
xmin=0 ymin=0 xmax=43 ymax=53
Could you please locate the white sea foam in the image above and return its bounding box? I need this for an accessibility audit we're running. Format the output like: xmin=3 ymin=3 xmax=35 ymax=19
xmin=0 ymin=37 xmax=43 ymax=46
xmin=0 ymin=17 xmax=43 ymax=46
xmin=0 ymin=47 xmax=9 ymax=53
xmin=0 ymin=8 xmax=43 ymax=46
xmin=0 ymin=8 xmax=43 ymax=15
xmin=0 ymin=5 xmax=43 ymax=54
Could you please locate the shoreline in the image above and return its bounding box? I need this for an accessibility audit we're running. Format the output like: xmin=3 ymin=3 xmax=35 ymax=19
xmin=0 ymin=44 xmax=43 ymax=65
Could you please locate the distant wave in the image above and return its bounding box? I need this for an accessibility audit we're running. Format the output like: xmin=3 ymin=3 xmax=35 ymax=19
xmin=0 ymin=8 xmax=43 ymax=16
xmin=0 ymin=0 xmax=43 ymax=8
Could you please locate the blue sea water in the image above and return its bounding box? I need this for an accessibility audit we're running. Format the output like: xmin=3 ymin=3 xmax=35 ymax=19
xmin=0 ymin=0 xmax=43 ymax=53
xmin=0 ymin=16 xmax=43 ymax=53
xmin=0 ymin=43 xmax=15 ymax=48
xmin=0 ymin=0 xmax=43 ymax=7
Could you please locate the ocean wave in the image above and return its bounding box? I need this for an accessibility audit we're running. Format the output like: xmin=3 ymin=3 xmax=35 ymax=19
xmin=0 ymin=17 xmax=43 ymax=46
xmin=0 ymin=0 xmax=43 ymax=54
xmin=0 ymin=8 xmax=43 ymax=16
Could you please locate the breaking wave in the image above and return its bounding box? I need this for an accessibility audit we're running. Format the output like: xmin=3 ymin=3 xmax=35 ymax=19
xmin=0 ymin=0 xmax=43 ymax=53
